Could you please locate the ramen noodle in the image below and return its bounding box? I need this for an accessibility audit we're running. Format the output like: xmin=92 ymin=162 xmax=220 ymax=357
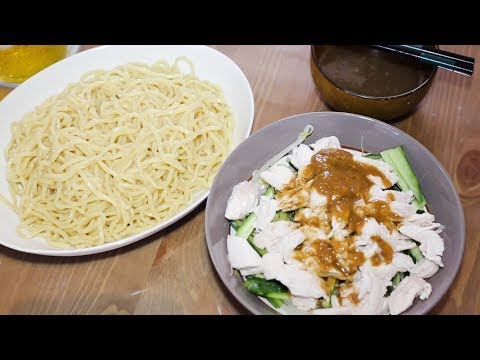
xmin=1 ymin=58 xmax=234 ymax=248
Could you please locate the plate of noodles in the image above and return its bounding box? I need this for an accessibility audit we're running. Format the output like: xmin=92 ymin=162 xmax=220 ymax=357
xmin=0 ymin=45 xmax=254 ymax=256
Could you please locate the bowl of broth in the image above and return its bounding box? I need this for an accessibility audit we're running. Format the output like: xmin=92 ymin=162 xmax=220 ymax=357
xmin=310 ymin=45 xmax=438 ymax=121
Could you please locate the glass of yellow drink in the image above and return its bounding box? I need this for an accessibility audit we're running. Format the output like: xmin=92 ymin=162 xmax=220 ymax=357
xmin=0 ymin=45 xmax=80 ymax=87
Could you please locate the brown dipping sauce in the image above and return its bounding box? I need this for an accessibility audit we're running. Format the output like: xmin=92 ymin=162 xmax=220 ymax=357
xmin=295 ymin=237 xmax=366 ymax=279
xmin=314 ymin=45 xmax=433 ymax=97
xmin=296 ymin=148 xmax=394 ymax=229
xmin=290 ymin=148 xmax=397 ymax=279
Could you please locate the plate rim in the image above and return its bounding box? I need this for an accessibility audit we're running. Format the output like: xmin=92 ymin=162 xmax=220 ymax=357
xmin=0 ymin=45 xmax=255 ymax=256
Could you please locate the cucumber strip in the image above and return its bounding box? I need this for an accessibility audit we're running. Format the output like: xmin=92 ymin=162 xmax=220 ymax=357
xmin=235 ymin=213 xmax=266 ymax=256
xmin=264 ymin=186 xmax=275 ymax=199
xmin=265 ymin=292 xmax=290 ymax=300
xmin=380 ymin=150 xmax=410 ymax=191
xmin=244 ymin=276 xmax=289 ymax=300
xmin=320 ymin=278 xmax=338 ymax=308
xmin=267 ymin=297 xmax=284 ymax=308
xmin=409 ymin=246 xmax=424 ymax=263
xmin=247 ymin=275 xmax=284 ymax=307
xmin=380 ymin=146 xmax=427 ymax=209
xmin=248 ymin=275 xmax=285 ymax=308
xmin=364 ymin=153 xmax=382 ymax=160
xmin=392 ymin=272 xmax=405 ymax=286
xmin=411 ymin=198 xmax=423 ymax=210
xmin=321 ymin=298 xmax=331 ymax=309
xmin=228 ymin=219 xmax=243 ymax=231
xmin=273 ymin=211 xmax=290 ymax=222
xmin=236 ymin=212 xmax=256 ymax=239
xmin=387 ymin=272 xmax=406 ymax=295
xmin=247 ymin=234 xmax=267 ymax=256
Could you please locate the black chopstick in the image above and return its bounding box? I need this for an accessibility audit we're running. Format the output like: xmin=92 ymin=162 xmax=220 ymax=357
xmin=371 ymin=45 xmax=475 ymax=77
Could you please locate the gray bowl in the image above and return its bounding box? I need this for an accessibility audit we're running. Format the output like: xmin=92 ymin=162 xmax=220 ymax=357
xmin=205 ymin=112 xmax=465 ymax=315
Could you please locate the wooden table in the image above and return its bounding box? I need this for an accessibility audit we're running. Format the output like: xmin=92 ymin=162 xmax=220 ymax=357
xmin=0 ymin=45 xmax=478 ymax=314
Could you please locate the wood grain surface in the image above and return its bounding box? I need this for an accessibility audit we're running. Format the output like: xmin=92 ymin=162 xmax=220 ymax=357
xmin=0 ymin=45 xmax=478 ymax=314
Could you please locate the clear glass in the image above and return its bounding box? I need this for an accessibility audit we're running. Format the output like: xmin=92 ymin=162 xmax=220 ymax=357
xmin=0 ymin=45 xmax=80 ymax=87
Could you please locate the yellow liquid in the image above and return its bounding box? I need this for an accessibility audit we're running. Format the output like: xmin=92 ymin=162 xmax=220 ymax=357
xmin=0 ymin=45 xmax=68 ymax=83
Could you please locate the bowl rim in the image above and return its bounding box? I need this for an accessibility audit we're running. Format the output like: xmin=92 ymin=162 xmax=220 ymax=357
xmin=310 ymin=45 xmax=438 ymax=101
xmin=205 ymin=111 xmax=466 ymax=315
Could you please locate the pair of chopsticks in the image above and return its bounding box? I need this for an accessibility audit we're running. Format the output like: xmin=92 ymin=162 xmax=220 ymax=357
xmin=371 ymin=45 xmax=474 ymax=76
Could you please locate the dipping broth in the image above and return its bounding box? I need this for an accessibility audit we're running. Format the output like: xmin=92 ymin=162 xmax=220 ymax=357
xmin=314 ymin=45 xmax=435 ymax=97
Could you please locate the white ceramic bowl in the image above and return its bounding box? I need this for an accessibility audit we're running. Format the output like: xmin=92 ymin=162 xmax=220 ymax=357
xmin=0 ymin=45 xmax=254 ymax=256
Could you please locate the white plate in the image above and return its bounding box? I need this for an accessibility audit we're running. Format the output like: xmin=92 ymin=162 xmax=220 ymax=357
xmin=0 ymin=45 xmax=254 ymax=256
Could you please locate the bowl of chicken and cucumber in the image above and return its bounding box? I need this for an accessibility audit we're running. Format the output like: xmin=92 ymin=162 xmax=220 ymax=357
xmin=205 ymin=111 xmax=465 ymax=315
